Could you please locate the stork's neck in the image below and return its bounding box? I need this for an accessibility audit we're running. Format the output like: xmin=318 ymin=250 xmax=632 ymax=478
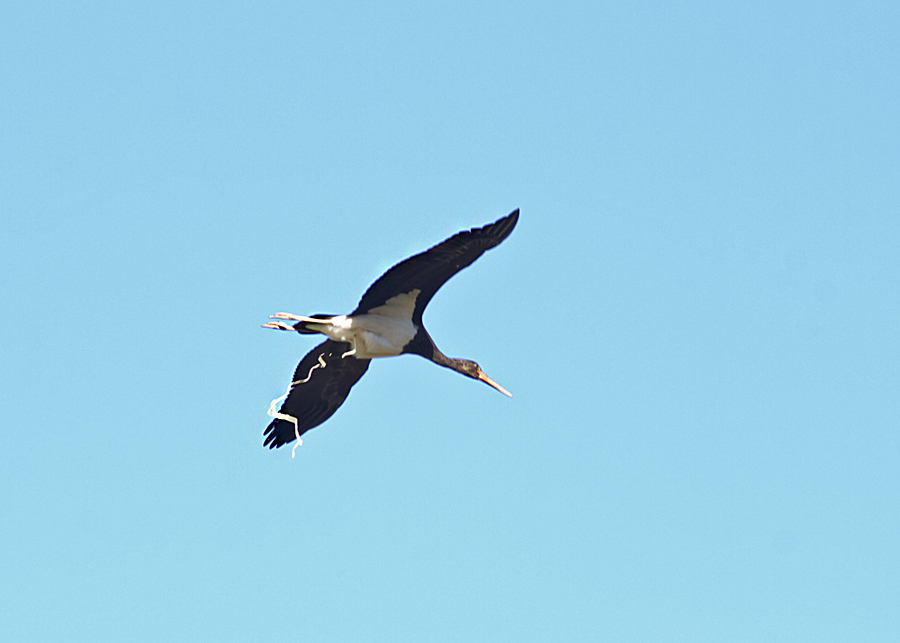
xmin=428 ymin=345 xmax=466 ymax=371
xmin=401 ymin=324 xmax=510 ymax=395
xmin=403 ymin=327 xmax=473 ymax=374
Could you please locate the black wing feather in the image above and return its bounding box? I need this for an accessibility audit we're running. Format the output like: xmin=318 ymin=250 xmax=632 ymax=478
xmin=263 ymin=340 xmax=371 ymax=448
xmin=351 ymin=209 xmax=519 ymax=324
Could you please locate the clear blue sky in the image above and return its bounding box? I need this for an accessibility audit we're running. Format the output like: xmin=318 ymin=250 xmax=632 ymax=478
xmin=2 ymin=1 xmax=898 ymax=641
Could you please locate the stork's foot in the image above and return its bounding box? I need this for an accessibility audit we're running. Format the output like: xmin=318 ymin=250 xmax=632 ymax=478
xmin=269 ymin=312 xmax=306 ymax=321
xmin=261 ymin=320 xmax=296 ymax=331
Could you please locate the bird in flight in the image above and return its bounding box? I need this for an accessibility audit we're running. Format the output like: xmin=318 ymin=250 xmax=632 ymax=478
xmin=262 ymin=208 xmax=519 ymax=455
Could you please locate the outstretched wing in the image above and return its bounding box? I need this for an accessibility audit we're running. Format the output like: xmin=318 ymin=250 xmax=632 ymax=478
xmin=263 ymin=340 xmax=371 ymax=448
xmin=351 ymin=209 xmax=519 ymax=325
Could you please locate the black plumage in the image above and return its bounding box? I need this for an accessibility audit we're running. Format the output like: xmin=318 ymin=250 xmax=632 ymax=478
xmin=263 ymin=340 xmax=369 ymax=449
xmin=352 ymin=209 xmax=519 ymax=323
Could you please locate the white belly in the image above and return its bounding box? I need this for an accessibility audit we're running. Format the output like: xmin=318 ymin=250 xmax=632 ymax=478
xmin=354 ymin=314 xmax=417 ymax=357
xmin=314 ymin=290 xmax=421 ymax=359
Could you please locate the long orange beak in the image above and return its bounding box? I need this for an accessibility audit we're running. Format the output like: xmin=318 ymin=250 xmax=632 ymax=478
xmin=477 ymin=368 xmax=512 ymax=398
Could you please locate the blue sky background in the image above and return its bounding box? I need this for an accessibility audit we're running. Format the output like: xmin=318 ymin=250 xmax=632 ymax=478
xmin=2 ymin=1 xmax=898 ymax=641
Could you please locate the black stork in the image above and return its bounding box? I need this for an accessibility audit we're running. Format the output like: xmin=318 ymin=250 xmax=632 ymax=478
xmin=262 ymin=209 xmax=519 ymax=455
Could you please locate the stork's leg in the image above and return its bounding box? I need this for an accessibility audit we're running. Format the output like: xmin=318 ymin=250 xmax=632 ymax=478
xmin=268 ymin=312 xmax=337 ymax=324
xmin=268 ymin=312 xmax=306 ymax=321
xmin=261 ymin=320 xmax=295 ymax=331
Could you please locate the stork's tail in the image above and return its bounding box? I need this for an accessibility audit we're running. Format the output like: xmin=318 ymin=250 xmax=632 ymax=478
xmin=292 ymin=316 xmax=334 ymax=334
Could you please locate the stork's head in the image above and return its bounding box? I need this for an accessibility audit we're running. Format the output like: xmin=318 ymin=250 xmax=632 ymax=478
xmin=456 ymin=360 xmax=512 ymax=397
